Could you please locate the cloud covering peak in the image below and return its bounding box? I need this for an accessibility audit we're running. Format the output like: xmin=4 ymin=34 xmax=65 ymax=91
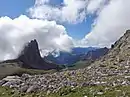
xmin=0 ymin=15 xmax=73 ymax=60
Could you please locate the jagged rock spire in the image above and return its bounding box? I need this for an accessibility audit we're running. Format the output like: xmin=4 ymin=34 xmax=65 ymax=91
xmin=18 ymin=39 xmax=58 ymax=70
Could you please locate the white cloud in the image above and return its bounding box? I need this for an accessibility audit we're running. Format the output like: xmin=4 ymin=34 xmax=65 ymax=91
xmin=28 ymin=0 xmax=107 ymax=24
xmin=29 ymin=0 xmax=130 ymax=48
xmin=87 ymin=0 xmax=106 ymax=14
xmin=29 ymin=0 xmax=86 ymax=23
xmin=0 ymin=15 xmax=73 ymax=60
xmin=81 ymin=0 xmax=130 ymax=47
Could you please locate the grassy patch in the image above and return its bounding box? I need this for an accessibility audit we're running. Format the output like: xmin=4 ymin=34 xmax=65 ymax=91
xmin=68 ymin=61 xmax=90 ymax=70
xmin=0 ymin=63 xmax=57 ymax=79
xmin=0 ymin=86 xmax=130 ymax=97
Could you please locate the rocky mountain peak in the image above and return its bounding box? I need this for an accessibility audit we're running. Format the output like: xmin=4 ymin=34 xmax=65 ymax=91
xmin=18 ymin=39 xmax=58 ymax=70
xmin=19 ymin=39 xmax=41 ymax=60
xmin=124 ymin=29 xmax=130 ymax=36
xmin=111 ymin=30 xmax=130 ymax=49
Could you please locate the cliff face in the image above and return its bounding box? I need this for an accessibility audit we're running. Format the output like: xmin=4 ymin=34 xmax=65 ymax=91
xmin=18 ymin=39 xmax=58 ymax=70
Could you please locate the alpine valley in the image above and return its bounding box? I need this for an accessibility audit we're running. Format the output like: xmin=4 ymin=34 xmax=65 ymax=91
xmin=0 ymin=30 xmax=130 ymax=97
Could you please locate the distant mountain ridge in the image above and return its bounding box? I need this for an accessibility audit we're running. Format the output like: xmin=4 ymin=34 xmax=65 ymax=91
xmin=71 ymin=47 xmax=97 ymax=55
xmin=82 ymin=47 xmax=109 ymax=61
xmin=45 ymin=47 xmax=109 ymax=66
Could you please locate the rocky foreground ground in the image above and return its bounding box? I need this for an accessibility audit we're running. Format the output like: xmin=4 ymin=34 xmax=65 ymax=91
xmin=0 ymin=62 xmax=130 ymax=94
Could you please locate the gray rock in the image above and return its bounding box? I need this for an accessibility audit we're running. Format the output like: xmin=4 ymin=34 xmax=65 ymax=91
xmin=2 ymin=82 xmax=12 ymax=87
xmin=3 ymin=76 xmax=22 ymax=84
xmin=26 ymin=85 xmax=38 ymax=93
xmin=81 ymin=82 xmax=89 ymax=87
xmin=20 ymin=85 xmax=28 ymax=92
xmin=0 ymin=80 xmax=6 ymax=86
xmin=97 ymin=92 xmax=103 ymax=95
xmin=3 ymin=76 xmax=21 ymax=82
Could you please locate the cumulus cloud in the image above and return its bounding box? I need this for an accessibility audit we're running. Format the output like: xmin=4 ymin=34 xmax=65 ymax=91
xmin=28 ymin=0 xmax=130 ymax=48
xmin=0 ymin=15 xmax=73 ymax=60
xmin=28 ymin=0 xmax=107 ymax=24
xmin=29 ymin=0 xmax=130 ymax=48
xmin=80 ymin=0 xmax=130 ymax=47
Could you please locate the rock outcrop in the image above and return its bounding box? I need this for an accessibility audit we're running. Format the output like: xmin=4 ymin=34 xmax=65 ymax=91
xmin=18 ymin=39 xmax=59 ymax=70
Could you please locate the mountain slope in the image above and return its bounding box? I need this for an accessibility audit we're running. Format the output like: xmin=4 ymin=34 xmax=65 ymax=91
xmin=93 ymin=30 xmax=130 ymax=67
xmin=84 ymin=30 xmax=130 ymax=85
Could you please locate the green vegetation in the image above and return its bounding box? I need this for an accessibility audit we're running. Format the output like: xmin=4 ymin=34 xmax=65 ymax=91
xmin=68 ymin=61 xmax=90 ymax=70
xmin=0 ymin=86 xmax=130 ymax=97
xmin=0 ymin=63 xmax=57 ymax=79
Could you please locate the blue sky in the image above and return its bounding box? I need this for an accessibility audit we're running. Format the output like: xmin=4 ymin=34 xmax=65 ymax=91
xmin=64 ymin=15 xmax=95 ymax=39
xmin=0 ymin=0 xmax=94 ymax=40
xmin=0 ymin=0 xmax=35 ymax=18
